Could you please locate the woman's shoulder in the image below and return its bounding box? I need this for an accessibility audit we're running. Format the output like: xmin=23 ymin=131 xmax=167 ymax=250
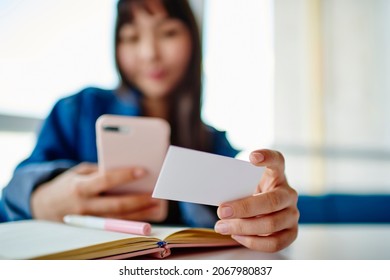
xmin=58 ymin=87 xmax=115 ymax=104
xmin=50 ymin=87 xmax=117 ymax=117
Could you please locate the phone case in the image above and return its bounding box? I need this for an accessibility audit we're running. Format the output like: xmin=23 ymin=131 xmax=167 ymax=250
xmin=96 ymin=114 xmax=170 ymax=193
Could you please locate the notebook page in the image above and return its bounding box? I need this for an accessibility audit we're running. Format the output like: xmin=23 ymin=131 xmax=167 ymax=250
xmin=0 ymin=220 xmax=191 ymax=259
xmin=0 ymin=220 xmax=138 ymax=259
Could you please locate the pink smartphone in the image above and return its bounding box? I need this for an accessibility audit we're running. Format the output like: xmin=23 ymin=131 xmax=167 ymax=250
xmin=96 ymin=114 xmax=170 ymax=194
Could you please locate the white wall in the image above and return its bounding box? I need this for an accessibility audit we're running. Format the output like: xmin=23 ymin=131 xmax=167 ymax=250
xmin=274 ymin=0 xmax=390 ymax=194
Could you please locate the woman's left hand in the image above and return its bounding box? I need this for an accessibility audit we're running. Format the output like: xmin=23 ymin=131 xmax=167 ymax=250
xmin=214 ymin=149 xmax=299 ymax=252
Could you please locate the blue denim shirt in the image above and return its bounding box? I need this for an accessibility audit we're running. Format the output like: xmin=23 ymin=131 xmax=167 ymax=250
xmin=2 ymin=87 xmax=238 ymax=226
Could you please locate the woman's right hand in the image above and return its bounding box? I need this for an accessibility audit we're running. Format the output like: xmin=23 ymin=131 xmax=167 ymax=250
xmin=31 ymin=163 xmax=168 ymax=222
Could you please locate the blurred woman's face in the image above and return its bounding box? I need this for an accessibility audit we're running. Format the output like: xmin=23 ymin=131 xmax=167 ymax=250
xmin=117 ymin=1 xmax=192 ymax=99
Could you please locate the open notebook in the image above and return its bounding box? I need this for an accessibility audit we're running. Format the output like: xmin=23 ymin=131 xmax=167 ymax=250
xmin=0 ymin=220 xmax=239 ymax=260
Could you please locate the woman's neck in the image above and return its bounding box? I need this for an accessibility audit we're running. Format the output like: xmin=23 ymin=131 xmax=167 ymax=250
xmin=142 ymin=97 xmax=170 ymax=120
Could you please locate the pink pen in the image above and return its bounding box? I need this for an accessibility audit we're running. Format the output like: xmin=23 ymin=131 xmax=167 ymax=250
xmin=63 ymin=215 xmax=151 ymax=236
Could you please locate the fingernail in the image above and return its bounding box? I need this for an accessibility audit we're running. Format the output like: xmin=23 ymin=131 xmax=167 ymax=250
xmin=133 ymin=168 xmax=146 ymax=178
xmin=250 ymin=152 xmax=264 ymax=163
xmin=214 ymin=222 xmax=229 ymax=234
xmin=219 ymin=206 xmax=233 ymax=218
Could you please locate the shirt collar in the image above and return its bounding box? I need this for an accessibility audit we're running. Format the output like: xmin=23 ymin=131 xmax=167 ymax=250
xmin=110 ymin=88 xmax=142 ymax=116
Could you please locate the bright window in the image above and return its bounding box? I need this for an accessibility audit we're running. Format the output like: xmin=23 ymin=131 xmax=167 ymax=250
xmin=0 ymin=0 xmax=118 ymax=118
xmin=202 ymin=0 xmax=274 ymax=155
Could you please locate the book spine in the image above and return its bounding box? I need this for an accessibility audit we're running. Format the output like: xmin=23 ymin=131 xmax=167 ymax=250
xmin=152 ymin=241 xmax=171 ymax=258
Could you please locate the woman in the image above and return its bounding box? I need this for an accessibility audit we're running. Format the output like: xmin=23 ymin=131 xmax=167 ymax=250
xmin=2 ymin=0 xmax=299 ymax=252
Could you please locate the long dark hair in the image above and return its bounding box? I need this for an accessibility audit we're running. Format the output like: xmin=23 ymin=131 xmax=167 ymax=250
xmin=114 ymin=0 xmax=212 ymax=152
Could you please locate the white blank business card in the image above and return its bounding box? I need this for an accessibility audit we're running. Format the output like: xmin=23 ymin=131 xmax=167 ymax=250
xmin=152 ymin=146 xmax=264 ymax=206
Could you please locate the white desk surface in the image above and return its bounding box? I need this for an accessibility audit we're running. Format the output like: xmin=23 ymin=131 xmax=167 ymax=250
xmin=162 ymin=224 xmax=390 ymax=260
